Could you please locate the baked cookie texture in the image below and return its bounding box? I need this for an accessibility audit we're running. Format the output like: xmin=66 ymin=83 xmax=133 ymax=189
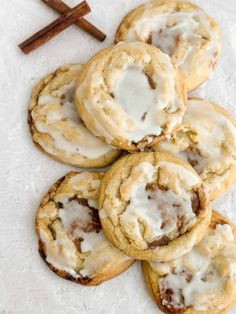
xmin=75 ymin=42 xmax=187 ymax=151
xmin=99 ymin=152 xmax=211 ymax=262
xmin=115 ymin=0 xmax=220 ymax=92
xmin=29 ymin=64 xmax=120 ymax=168
xmin=143 ymin=211 xmax=236 ymax=314
xmin=154 ymin=98 xmax=236 ymax=201
xmin=35 ymin=171 xmax=134 ymax=286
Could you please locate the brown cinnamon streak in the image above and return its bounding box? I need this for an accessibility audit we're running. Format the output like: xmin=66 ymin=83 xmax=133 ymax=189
xmin=42 ymin=0 xmax=106 ymax=42
xmin=19 ymin=1 xmax=90 ymax=54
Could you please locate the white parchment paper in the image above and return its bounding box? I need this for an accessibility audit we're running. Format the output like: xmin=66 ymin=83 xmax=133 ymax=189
xmin=0 ymin=0 xmax=235 ymax=313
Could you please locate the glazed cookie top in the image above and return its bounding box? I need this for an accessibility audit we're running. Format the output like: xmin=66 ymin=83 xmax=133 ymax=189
xmin=149 ymin=212 xmax=236 ymax=312
xmin=36 ymin=172 xmax=133 ymax=285
xmin=115 ymin=0 xmax=220 ymax=91
xmin=75 ymin=42 xmax=187 ymax=151
xmin=29 ymin=64 xmax=120 ymax=168
xmin=154 ymin=98 xmax=236 ymax=200
xmin=99 ymin=152 xmax=211 ymax=261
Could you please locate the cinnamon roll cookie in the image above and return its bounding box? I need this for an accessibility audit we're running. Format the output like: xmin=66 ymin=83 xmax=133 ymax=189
xmin=75 ymin=42 xmax=187 ymax=151
xmin=115 ymin=0 xmax=220 ymax=91
xmin=36 ymin=171 xmax=134 ymax=285
xmin=142 ymin=211 xmax=236 ymax=313
xmin=29 ymin=64 xmax=120 ymax=168
xmin=154 ymin=98 xmax=236 ymax=201
xmin=99 ymin=152 xmax=211 ymax=261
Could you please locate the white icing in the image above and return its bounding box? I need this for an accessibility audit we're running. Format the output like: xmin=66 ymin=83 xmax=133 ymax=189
xmin=149 ymin=260 xmax=172 ymax=275
xmin=69 ymin=172 xmax=91 ymax=184
xmin=159 ymin=252 xmax=223 ymax=311
xmin=158 ymin=161 xmax=201 ymax=188
xmin=38 ymin=95 xmax=60 ymax=105
xmin=56 ymin=197 xmax=109 ymax=272
xmin=36 ymin=121 xmax=112 ymax=159
xmin=121 ymin=188 xmax=195 ymax=241
xmin=68 ymin=172 xmax=101 ymax=193
xmin=58 ymin=198 xmax=92 ymax=236
xmin=55 ymin=195 xmax=131 ymax=277
xmin=119 ymin=162 xmax=198 ymax=247
xmin=153 ymin=223 xmax=236 ymax=311
xmin=151 ymin=14 xmax=199 ymax=57
xmin=120 ymin=162 xmax=156 ymax=201
xmin=73 ymin=229 xmax=105 ymax=253
xmin=34 ymin=73 xmax=114 ymax=159
xmin=79 ymin=236 xmax=131 ymax=277
xmin=61 ymin=97 xmax=80 ymax=123
xmin=126 ymin=10 xmax=219 ymax=71
xmin=197 ymin=223 xmax=235 ymax=255
xmin=40 ymin=223 xmax=80 ymax=279
xmin=113 ymin=67 xmax=162 ymax=140
xmin=87 ymin=199 xmax=99 ymax=209
xmin=46 ymin=252 xmax=79 ymax=278
xmin=184 ymin=100 xmax=236 ymax=160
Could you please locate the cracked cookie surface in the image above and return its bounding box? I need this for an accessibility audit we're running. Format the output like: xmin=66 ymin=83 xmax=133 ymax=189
xmin=154 ymin=98 xmax=236 ymax=200
xmin=29 ymin=64 xmax=120 ymax=168
xmin=115 ymin=0 xmax=220 ymax=91
xmin=75 ymin=42 xmax=187 ymax=151
xmin=143 ymin=211 xmax=236 ymax=313
xmin=99 ymin=152 xmax=211 ymax=261
xmin=35 ymin=171 xmax=134 ymax=286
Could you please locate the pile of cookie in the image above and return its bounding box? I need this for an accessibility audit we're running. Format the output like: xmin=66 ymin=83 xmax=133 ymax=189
xmin=30 ymin=1 xmax=236 ymax=313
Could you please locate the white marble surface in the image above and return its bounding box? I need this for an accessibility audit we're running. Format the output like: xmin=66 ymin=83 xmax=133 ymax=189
xmin=0 ymin=0 xmax=236 ymax=313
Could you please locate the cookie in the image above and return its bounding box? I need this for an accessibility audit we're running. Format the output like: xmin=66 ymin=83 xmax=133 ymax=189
xmin=35 ymin=171 xmax=134 ymax=286
xmin=29 ymin=64 xmax=120 ymax=168
xmin=115 ymin=0 xmax=220 ymax=91
xmin=75 ymin=42 xmax=187 ymax=151
xmin=154 ymin=98 xmax=236 ymax=201
xmin=99 ymin=152 xmax=211 ymax=261
xmin=143 ymin=211 xmax=236 ymax=314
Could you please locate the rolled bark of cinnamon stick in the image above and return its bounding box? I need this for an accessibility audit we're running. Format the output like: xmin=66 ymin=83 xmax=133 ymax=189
xmin=42 ymin=0 xmax=106 ymax=42
xmin=19 ymin=1 xmax=90 ymax=54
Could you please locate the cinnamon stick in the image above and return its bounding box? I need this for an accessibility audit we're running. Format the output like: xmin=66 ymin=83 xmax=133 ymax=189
xmin=42 ymin=0 xmax=106 ymax=42
xmin=19 ymin=1 xmax=90 ymax=54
